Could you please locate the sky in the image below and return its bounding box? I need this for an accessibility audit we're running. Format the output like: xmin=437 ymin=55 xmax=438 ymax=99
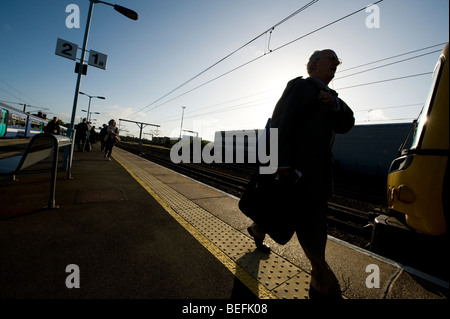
xmin=0 ymin=0 xmax=448 ymax=141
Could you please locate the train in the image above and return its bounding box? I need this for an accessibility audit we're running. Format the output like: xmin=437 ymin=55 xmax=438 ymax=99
xmin=0 ymin=101 xmax=66 ymax=138
xmin=387 ymin=42 xmax=449 ymax=236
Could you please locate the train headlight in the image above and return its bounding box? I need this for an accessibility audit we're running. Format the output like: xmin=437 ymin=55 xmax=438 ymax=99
xmin=389 ymin=186 xmax=396 ymax=202
xmin=388 ymin=185 xmax=415 ymax=204
xmin=397 ymin=184 xmax=415 ymax=203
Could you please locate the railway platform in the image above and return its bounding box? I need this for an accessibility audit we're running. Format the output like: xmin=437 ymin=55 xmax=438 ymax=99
xmin=0 ymin=143 xmax=448 ymax=303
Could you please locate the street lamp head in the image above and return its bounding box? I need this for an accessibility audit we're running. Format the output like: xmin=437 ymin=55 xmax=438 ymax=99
xmin=79 ymin=92 xmax=106 ymax=100
xmin=114 ymin=4 xmax=138 ymax=20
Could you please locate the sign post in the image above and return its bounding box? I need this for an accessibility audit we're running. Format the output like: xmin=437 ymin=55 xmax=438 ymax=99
xmin=54 ymin=0 xmax=138 ymax=174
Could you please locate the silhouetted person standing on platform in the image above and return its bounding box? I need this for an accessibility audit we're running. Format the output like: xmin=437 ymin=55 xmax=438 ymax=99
xmin=77 ymin=118 xmax=89 ymax=152
xmin=248 ymin=49 xmax=355 ymax=299
xmin=89 ymin=126 xmax=98 ymax=145
xmin=44 ymin=117 xmax=60 ymax=135
xmin=99 ymin=124 xmax=108 ymax=152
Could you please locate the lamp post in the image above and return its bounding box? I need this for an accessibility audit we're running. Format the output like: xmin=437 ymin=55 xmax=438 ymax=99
xmin=81 ymin=110 xmax=101 ymax=123
xmin=179 ymin=106 xmax=186 ymax=140
xmin=79 ymin=91 xmax=105 ymax=123
xmin=63 ymin=0 xmax=138 ymax=172
xmin=183 ymin=129 xmax=198 ymax=138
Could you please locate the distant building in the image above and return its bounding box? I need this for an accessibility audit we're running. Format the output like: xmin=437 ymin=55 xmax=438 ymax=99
xmin=152 ymin=136 xmax=170 ymax=145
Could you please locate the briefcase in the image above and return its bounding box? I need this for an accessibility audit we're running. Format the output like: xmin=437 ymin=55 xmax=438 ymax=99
xmin=239 ymin=173 xmax=296 ymax=245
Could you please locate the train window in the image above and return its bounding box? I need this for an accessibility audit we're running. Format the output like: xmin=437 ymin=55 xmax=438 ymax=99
xmin=31 ymin=120 xmax=41 ymax=130
xmin=410 ymin=56 xmax=445 ymax=150
xmin=10 ymin=113 xmax=26 ymax=127
xmin=9 ymin=114 xmax=17 ymax=126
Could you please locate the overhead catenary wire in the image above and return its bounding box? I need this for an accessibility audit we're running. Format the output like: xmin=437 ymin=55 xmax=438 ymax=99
xmin=146 ymin=42 xmax=442 ymax=114
xmin=355 ymin=117 xmax=416 ymax=124
xmin=271 ymin=0 xmax=384 ymax=53
xmin=168 ymin=44 xmax=441 ymax=122
xmin=0 ymin=78 xmax=46 ymax=110
xmin=132 ymin=0 xmax=319 ymax=116
xmin=146 ymin=42 xmax=443 ymax=126
xmin=333 ymin=49 xmax=442 ymax=81
xmin=336 ymin=42 xmax=447 ymax=74
xmin=155 ymin=96 xmax=273 ymax=124
xmin=335 ymin=72 xmax=433 ymax=90
xmin=354 ymin=103 xmax=424 ymax=113
xmin=134 ymin=0 xmax=386 ymax=116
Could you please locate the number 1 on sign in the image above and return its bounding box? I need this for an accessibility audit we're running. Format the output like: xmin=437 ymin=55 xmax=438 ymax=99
xmin=88 ymin=50 xmax=107 ymax=70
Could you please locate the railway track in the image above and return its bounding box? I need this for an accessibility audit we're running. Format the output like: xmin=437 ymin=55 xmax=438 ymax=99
xmin=117 ymin=142 xmax=377 ymax=245
xmin=118 ymin=143 xmax=250 ymax=195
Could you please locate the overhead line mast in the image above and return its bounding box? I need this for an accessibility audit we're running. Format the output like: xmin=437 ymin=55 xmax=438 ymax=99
xmin=119 ymin=118 xmax=160 ymax=151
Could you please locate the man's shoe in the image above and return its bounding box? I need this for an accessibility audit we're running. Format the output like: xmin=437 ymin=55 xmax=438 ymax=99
xmin=248 ymin=226 xmax=270 ymax=253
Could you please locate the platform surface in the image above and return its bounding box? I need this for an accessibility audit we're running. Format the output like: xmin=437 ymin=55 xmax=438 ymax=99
xmin=0 ymin=144 xmax=448 ymax=303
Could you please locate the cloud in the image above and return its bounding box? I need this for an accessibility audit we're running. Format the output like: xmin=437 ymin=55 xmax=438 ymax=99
xmin=368 ymin=109 xmax=390 ymax=122
xmin=355 ymin=109 xmax=391 ymax=124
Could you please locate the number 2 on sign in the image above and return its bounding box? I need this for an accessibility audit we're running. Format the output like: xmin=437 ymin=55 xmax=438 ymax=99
xmin=61 ymin=43 xmax=73 ymax=56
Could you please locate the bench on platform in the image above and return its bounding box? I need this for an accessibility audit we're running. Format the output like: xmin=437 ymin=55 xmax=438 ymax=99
xmin=0 ymin=133 xmax=72 ymax=208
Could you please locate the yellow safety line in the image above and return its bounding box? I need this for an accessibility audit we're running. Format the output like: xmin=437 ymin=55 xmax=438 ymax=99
xmin=113 ymin=155 xmax=277 ymax=299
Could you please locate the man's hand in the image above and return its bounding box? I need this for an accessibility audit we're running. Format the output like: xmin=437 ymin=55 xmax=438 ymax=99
xmin=318 ymin=90 xmax=337 ymax=106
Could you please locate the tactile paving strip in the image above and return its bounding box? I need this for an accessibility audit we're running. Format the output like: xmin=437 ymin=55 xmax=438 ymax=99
xmin=113 ymin=150 xmax=311 ymax=299
xmin=273 ymin=272 xmax=311 ymax=299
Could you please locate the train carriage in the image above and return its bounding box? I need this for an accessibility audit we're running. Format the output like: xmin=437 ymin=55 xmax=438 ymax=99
xmin=0 ymin=102 xmax=27 ymax=138
xmin=0 ymin=102 xmax=47 ymax=139
xmin=387 ymin=42 xmax=449 ymax=236
xmin=25 ymin=114 xmax=45 ymax=137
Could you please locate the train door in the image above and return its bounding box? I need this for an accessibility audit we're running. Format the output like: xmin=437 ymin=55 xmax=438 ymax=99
xmin=0 ymin=109 xmax=7 ymax=137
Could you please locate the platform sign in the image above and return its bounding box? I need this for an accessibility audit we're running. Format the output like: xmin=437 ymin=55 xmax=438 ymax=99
xmin=55 ymin=38 xmax=78 ymax=61
xmin=88 ymin=50 xmax=107 ymax=70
